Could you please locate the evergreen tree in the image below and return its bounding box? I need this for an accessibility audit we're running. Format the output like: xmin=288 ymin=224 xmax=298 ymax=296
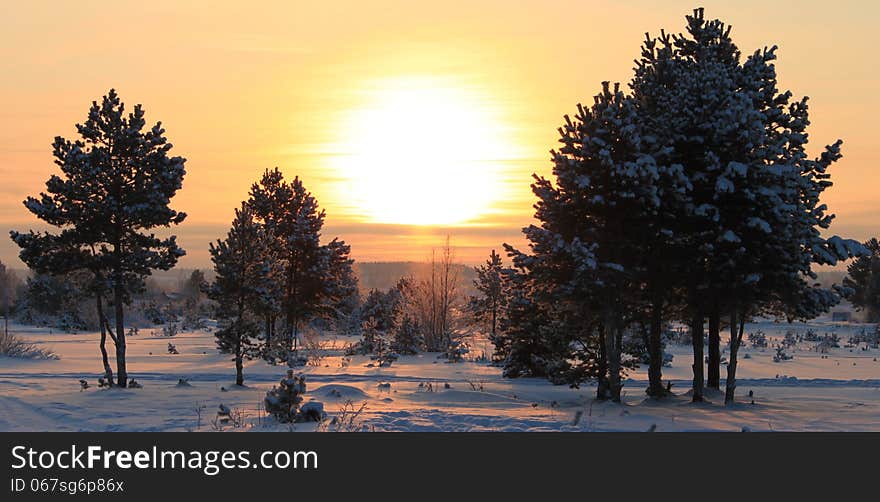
xmin=502 ymin=82 xmax=672 ymax=400
xmin=323 ymin=238 xmax=360 ymax=327
xmin=495 ymin=263 xmax=569 ymax=382
xmin=496 ymin=9 xmax=864 ymax=406
xmin=11 ymin=89 xmax=187 ymax=387
xmin=361 ymin=286 xmax=402 ymax=333
xmin=390 ymin=313 xmax=422 ymax=355
xmin=248 ymin=169 xmax=326 ymax=362
xmin=246 ymin=168 xmax=355 ymax=364
xmin=181 ymin=269 xmax=207 ymax=330
xmin=632 ymin=9 xmax=864 ymax=403
xmin=208 ymin=204 xmax=268 ymax=386
xmin=843 ymin=238 xmax=880 ymax=321
xmin=469 ymin=250 xmax=507 ymax=351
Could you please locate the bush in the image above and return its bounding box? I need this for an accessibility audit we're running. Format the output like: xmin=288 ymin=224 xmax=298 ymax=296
xmin=773 ymin=346 xmax=793 ymax=363
xmin=390 ymin=314 xmax=421 ymax=355
xmin=162 ymin=323 xmax=179 ymax=337
xmin=0 ymin=332 xmax=58 ymax=360
xmin=444 ymin=339 xmax=469 ymax=363
xmin=748 ymin=331 xmax=768 ymax=348
xmin=817 ymin=333 xmax=840 ymax=352
xmin=264 ymin=370 xmax=307 ymax=423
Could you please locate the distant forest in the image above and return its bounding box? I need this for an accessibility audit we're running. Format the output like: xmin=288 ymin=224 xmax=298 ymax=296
xmin=2 ymin=262 xmax=479 ymax=296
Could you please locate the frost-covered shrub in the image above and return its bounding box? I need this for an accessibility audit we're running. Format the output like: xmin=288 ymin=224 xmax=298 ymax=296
xmin=390 ymin=314 xmax=421 ymax=355
xmin=347 ymin=318 xmax=381 ymax=356
xmin=772 ymin=346 xmax=793 ymax=363
xmin=668 ymin=328 xmax=692 ymax=346
xmin=748 ymin=331 xmax=768 ymax=348
xmin=850 ymin=328 xmax=880 ymax=348
xmin=0 ymin=332 xmax=58 ymax=360
xmin=162 ymin=323 xmax=179 ymax=337
xmin=817 ymin=333 xmax=840 ymax=352
xmin=264 ymin=370 xmax=307 ymax=423
xmin=444 ymin=339 xmax=469 ymax=363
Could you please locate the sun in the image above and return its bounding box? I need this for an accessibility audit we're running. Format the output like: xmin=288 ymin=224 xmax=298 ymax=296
xmin=331 ymin=76 xmax=512 ymax=226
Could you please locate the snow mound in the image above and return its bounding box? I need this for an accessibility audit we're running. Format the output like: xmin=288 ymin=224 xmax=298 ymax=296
xmin=313 ymin=384 xmax=369 ymax=400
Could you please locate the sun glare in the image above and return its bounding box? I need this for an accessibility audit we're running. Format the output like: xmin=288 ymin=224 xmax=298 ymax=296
xmin=331 ymin=77 xmax=512 ymax=226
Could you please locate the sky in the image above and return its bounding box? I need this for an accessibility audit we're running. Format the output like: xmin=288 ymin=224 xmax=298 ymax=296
xmin=1 ymin=0 xmax=878 ymax=267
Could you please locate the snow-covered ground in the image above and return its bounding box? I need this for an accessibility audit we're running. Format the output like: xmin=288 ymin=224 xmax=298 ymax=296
xmin=1 ymin=317 xmax=878 ymax=432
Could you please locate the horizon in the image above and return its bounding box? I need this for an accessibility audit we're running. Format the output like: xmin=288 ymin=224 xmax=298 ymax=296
xmin=2 ymin=1 xmax=878 ymax=268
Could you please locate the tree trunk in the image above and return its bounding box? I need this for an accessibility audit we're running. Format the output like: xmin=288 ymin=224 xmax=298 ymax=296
xmin=690 ymin=309 xmax=704 ymax=402
xmin=114 ymin=281 xmax=127 ymax=388
xmin=725 ymin=310 xmax=745 ymax=405
xmin=646 ymin=302 xmax=666 ymax=397
xmin=707 ymin=308 xmax=721 ymax=389
xmin=235 ymin=340 xmax=244 ymax=387
xmin=491 ymin=306 xmax=497 ymax=342
xmin=96 ymin=293 xmax=114 ymax=386
xmin=265 ymin=315 xmax=272 ymax=350
xmin=2 ymin=284 xmax=8 ymax=337
xmin=596 ymin=325 xmax=610 ymax=400
xmin=605 ymin=319 xmax=623 ymax=403
xmin=287 ymin=317 xmax=299 ymax=367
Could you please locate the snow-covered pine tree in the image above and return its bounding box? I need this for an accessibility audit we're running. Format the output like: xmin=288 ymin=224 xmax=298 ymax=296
xmin=842 ymin=238 xmax=880 ymax=321
xmin=502 ymin=82 xmax=673 ymax=400
xmin=264 ymin=370 xmax=306 ymax=423
xmin=630 ymin=10 xmax=751 ymax=401
xmin=181 ymin=269 xmax=207 ymax=330
xmin=632 ymin=9 xmax=865 ymax=403
xmin=390 ymin=313 xmax=421 ymax=355
xmin=247 ymin=169 xmax=355 ymax=365
xmin=11 ymin=89 xmax=187 ymax=387
xmin=469 ymin=250 xmax=507 ymax=354
xmin=208 ymin=204 xmax=268 ymax=386
xmin=248 ymin=169 xmax=327 ymax=363
xmin=322 ymin=237 xmax=360 ymax=331
xmin=495 ymin=259 xmax=571 ymax=383
xmin=361 ymin=285 xmax=403 ymax=333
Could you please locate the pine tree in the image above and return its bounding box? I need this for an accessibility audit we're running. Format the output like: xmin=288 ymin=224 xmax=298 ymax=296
xmin=323 ymin=238 xmax=360 ymax=328
xmin=495 ymin=262 xmax=569 ymax=382
xmin=264 ymin=370 xmax=306 ymax=423
xmin=246 ymin=168 xmax=355 ymax=364
xmin=469 ymin=250 xmax=506 ymax=352
xmin=248 ymin=169 xmax=326 ymax=362
xmin=10 ymin=89 xmax=187 ymax=387
xmin=501 ymin=82 xmax=671 ymax=400
xmin=181 ymin=269 xmax=207 ymax=330
xmin=843 ymin=238 xmax=880 ymax=321
xmin=208 ymin=204 xmax=268 ymax=386
xmin=632 ymin=9 xmax=865 ymax=403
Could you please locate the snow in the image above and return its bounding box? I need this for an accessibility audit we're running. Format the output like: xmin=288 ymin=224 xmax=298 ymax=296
xmin=0 ymin=317 xmax=878 ymax=432
xmin=720 ymin=230 xmax=741 ymax=243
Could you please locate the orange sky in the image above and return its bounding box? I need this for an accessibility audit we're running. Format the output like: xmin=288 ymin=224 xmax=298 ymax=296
xmin=1 ymin=1 xmax=878 ymax=267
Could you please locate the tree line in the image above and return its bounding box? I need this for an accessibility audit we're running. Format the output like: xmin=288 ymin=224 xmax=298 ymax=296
xmin=470 ymin=9 xmax=866 ymax=405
